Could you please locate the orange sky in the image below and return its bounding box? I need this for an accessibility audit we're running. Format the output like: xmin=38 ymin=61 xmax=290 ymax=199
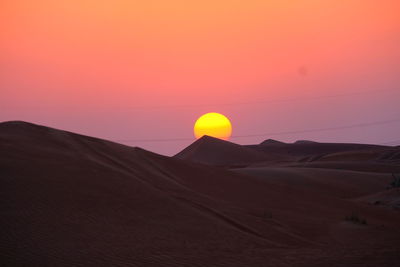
xmin=1 ymin=0 xmax=400 ymax=154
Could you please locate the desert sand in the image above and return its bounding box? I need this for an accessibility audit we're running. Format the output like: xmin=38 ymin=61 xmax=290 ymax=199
xmin=1 ymin=121 xmax=400 ymax=266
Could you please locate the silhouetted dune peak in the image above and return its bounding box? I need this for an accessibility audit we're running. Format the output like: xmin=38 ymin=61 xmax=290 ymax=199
xmin=174 ymin=135 xmax=275 ymax=166
xmin=1 ymin=120 xmax=31 ymax=126
xmin=0 ymin=120 xmax=59 ymax=140
xmin=0 ymin=120 xmax=45 ymax=130
xmin=196 ymin=134 xmax=230 ymax=143
xmin=260 ymin=139 xmax=285 ymax=145
xmin=0 ymin=120 xmax=148 ymax=156
xmin=180 ymin=135 xmax=240 ymax=149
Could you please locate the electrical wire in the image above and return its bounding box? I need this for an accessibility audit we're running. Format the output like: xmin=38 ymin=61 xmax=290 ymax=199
xmin=117 ymin=88 xmax=398 ymax=110
xmin=113 ymin=116 xmax=400 ymax=143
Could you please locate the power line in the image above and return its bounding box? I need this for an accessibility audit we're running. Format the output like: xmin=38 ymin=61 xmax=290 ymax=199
xmin=117 ymin=88 xmax=398 ymax=110
xmin=114 ymin=116 xmax=400 ymax=143
xmin=5 ymin=88 xmax=397 ymax=111
xmin=232 ymin=117 xmax=400 ymax=138
xmin=115 ymin=137 xmax=192 ymax=143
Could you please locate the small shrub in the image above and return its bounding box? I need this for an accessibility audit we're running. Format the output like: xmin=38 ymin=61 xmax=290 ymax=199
xmin=345 ymin=212 xmax=367 ymax=225
xmin=390 ymin=173 xmax=400 ymax=188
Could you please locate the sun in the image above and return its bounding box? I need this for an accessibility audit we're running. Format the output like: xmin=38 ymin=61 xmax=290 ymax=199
xmin=194 ymin=112 xmax=232 ymax=140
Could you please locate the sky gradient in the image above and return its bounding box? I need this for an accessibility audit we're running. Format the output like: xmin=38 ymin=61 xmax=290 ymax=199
xmin=1 ymin=0 xmax=400 ymax=155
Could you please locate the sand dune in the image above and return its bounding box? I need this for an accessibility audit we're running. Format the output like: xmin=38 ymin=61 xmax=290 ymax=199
xmin=246 ymin=140 xmax=388 ymax=161
xmin=1 ymin=121 xmax=400 ymax=266
xmin=174 ymin=135 xmax=287 ymax=166
xmin=243 ymin=139 xmax=399 ymax=174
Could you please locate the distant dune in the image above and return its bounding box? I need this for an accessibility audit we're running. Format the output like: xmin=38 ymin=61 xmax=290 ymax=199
xmin=245 ymin=140 xmax=388 ymax=161
xmin=259 ymin=139 xmax=286 ymax=145
xmin=1 ymin=121 xmax=400 ymax=267
xmin=174 ymin=135 xmax=287 ymax=167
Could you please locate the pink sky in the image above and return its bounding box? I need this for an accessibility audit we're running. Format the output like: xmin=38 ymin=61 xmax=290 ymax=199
xmin=1 ymin=0 xmax=400 ymax=155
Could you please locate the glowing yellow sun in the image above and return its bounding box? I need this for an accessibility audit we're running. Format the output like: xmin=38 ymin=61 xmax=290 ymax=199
xmin=194 ymin=112 xmax=232 ymax=140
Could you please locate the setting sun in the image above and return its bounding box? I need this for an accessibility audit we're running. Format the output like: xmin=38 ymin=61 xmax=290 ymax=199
xmin=194 ymin=112 xmax=232 ymax=140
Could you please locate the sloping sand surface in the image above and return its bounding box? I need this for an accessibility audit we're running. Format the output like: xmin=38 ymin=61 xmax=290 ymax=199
xmin=281 ymin=161 xmax=400 ymax=173
xmin=234 ymin=167 xmax=392 ymax=198
xmin=357 ymin=188 xmax=400 ymax=210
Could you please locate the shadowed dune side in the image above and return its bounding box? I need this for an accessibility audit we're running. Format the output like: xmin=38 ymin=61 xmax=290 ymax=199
xmin=300 ymin=147 xmax=400 ymax=163
xmin=378 ymin=148 xmax=400 ymax=161
xmin=233 ymin=167 xmax=393 ymax=199
xmin=278 ymin=161 xmax=400 ymax=174
xmin=245 ymin=140 xmax=389 ymax=162
xmin=143 ymin=151 xmax=400 ymax=244
xmin=1 ymin=122 xmax=285 ymax=266
xmin=1 ymin=121 xmax=400 ymax=266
